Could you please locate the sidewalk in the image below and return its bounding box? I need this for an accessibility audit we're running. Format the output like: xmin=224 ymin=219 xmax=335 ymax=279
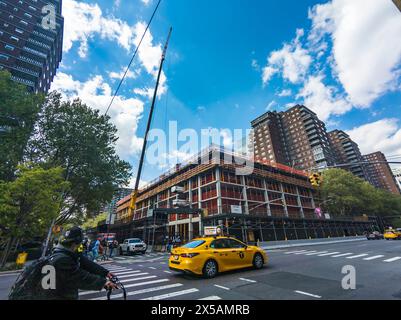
xmin=260 ymin=236 xmax=366 ymax=250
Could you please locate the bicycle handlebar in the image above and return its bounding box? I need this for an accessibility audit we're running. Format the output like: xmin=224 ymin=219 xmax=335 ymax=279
xmin=106 ymin=275 xmax=127 ymax=300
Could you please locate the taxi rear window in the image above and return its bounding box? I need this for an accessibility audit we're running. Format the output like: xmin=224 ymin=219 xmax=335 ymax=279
xmin=182 ymin=240 xmax=205 ymax=248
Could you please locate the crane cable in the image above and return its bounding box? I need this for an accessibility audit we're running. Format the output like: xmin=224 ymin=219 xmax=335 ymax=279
xmin=105 ymin=0 xmax=163 ymax=116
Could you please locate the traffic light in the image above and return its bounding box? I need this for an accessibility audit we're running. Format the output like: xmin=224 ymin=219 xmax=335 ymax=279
xmin=309 ymin=173 xmax=323 ymax=187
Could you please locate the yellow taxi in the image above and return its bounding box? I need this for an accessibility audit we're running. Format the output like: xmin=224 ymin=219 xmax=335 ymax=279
xmin=168 ymin=236 xmax=268 ymax=278
xmin=384 ymin=229 xmax=401 ymax=240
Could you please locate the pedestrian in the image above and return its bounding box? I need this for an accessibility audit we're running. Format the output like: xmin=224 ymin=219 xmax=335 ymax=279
xmin=91 ymin=237 xmax=101 ymax=261
xmin=9 ymin=227 xmax=117 ymax=300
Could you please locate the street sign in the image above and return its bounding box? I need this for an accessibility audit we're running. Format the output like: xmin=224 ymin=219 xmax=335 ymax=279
xmin=231 ymin=205 xmax=242 ymax=214
xmin=324 ymin=213 xmax=331 ymax=220
xmin=16 ymin=252 xmax=28 ymax=266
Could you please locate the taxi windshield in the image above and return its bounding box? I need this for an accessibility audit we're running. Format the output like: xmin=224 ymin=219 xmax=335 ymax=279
xmin=182 ymin=240 xmax=205 ymax=248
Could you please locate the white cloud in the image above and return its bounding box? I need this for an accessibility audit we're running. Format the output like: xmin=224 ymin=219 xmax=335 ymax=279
xmin=62 ymin=0 xmax=135 ymax=58
xmin=108 ymin=68 xmax=139 ymax=80
xmin=51 ymin=72 xmax=144 ymax=160
xmin=141 ymin=0 xmax=152 ymax=6
xmin=278 ymin=89 xmax=292 ymax=97
xmin=347 ymin=119 xmax=401 ymax=157
xmin=262 ymin=29 xmax=312 ymax=85
xmin=308 ymin=0 xmax=401 ymax=107
xmin=266 ymin=100 xmax=277 ymax=111
xmin=296 ymin=75 xmax=352 ymax=121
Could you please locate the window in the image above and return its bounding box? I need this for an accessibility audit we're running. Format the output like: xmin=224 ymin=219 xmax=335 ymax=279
xmin=10 ymin=36 xmax=19 ymax=42
xmin=210 ymin=239 xmax=229 ymax=249
xmin=20 ymin=20 xmax=28 ymax=26
xmin=24 ymin=13 xmax=32 ymax=19
xmin=15 ymin=28 xmax=23 ymax=34
xmin=0 ymin=54 xmax=9 ymax=60
xmin=227 ymin=239 xmax=246 ymax=249
xmin=5 ymin=44 xmax=14 ymax=51
xmin=182 ymin=240 xmax=205 ymax=249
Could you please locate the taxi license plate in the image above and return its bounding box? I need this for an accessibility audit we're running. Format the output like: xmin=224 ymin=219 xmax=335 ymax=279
xmin=174 ymin=255 xmax=179 ymax=260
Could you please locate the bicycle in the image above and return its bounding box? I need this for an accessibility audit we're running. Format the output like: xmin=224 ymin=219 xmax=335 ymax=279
xmin=106 ymin=275 xmax=127 ymax=300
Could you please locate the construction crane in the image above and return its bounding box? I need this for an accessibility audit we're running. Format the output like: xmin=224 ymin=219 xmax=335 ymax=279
xmin=129 ymin=27 xmax=172 ymax=216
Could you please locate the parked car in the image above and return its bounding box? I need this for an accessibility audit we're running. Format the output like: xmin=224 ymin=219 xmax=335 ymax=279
xmin=119 ymin=238 xmax=147 ymax=255
xmin=366 ymin=231 xmax=384 ymax=240
xmin=384 ymin=229 xmax=401 ymax=240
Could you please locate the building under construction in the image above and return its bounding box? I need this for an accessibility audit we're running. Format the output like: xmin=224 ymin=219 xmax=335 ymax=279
xmin=110 ymin=147 xmax=378 ymax=246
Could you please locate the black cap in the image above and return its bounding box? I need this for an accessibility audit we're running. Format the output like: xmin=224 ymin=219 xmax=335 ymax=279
xmin=62 ymin=226 xmax=84 ymax=245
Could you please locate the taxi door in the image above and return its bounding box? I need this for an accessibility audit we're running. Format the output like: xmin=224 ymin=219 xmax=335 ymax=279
xmin=226 ymin=239 xmax=253 ymax=268
xmin=209 ymin=239 xmax=234 ymax=271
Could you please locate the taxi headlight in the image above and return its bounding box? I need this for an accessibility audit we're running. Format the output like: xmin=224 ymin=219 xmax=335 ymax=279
xmin=181 ymin=253 xmax=199 ymax=258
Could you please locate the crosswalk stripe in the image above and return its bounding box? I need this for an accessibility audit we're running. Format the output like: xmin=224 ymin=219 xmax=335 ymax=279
xmin=318 ymin=252 xmax=340 ymax=256
xmin=141 ymin=288 xmax=199 ymax=300
xmin=91 ymin=283 xmax=184 ymax=300
xmin=164 ymin=271 xmax=172 ymax=274
xmin=121 ymin=276 xmax=157 ymax=283
xmin=118 ymin=272 xmax=149 ymax=279
xmin=363 ymin=255 xmax=384 ymax=261
xmin=383 ymin=257 xmax=401 ymax=262
xmin=284 ymin=250 xmax=308 ymax=254
xmin=305 ymin=251 xmax=328 ymax=256
xmin=295 ymin=251 xmax=316 ymax=255
xmin=214 ymin=284 xmax=230 ymax=290
xmin=123 ymin=279 xmax=169 ymax=289
xmin=331 ymin=253 xmax=353 ymax=257
xmin=346 ymin=254 xmax=369 ymax=259
xmin=198 ymin=296 xmax=222 ymax=300
xmin=114 ymin=270 xmax=141 ymax=276
xmin=79 ymin=290 xmax=102 ymax=296
xmin=149 ymin=267 xmax=156 ymax=270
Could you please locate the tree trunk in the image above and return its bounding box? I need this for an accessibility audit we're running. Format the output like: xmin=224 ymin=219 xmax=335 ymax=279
xmin=0 ymin=236 xmax=14 ymax=268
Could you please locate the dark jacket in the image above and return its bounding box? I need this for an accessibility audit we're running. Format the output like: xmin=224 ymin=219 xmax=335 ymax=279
xmin=44 ymin=245 xmax=109 ymax=300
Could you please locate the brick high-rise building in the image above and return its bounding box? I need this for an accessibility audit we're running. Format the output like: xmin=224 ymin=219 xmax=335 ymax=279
xmin=328 ymin=130 xmax=370 ymax=181
xmin=0 ymin=0 xmax=64 ymax=92
xmin=251 ymin=105 xmax=335 ymax=171
xmin=363 ymin=152 xmax=401 ymax=195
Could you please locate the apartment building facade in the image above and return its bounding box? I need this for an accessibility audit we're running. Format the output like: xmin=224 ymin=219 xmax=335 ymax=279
xmin=112 ymin=148 xmax=377 ymax=245
xmin=328 ymin=130 xmax=370 ymax=181
xmin=0 ymin=0 xmax=64 ymax=92
xmin=251 ymin=105 xmax=335 ymax=171
xmin=363 ymin=152 xmax=401 ymax=195
xmin=392 ymin=168 xmax=401 ymax=191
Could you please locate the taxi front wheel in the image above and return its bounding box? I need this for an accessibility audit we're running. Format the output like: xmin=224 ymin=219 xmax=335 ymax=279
xmin=253 ymin=253 xmax=264 ymax=269
xmin=203 ymin=260 xmax=218 ymax=278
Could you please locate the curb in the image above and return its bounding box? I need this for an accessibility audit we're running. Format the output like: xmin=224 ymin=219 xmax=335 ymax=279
xmin=0 ymin=270 xmax=22 ymax=276
xmin=261 ymin=237 xmax=366 ymax=250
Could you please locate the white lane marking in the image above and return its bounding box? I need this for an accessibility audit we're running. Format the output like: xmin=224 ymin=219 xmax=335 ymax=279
xmin=346 ymin=254 xmax=369 ymax=259
xmin=149 ymin=267 xmax=156 ymax=270
xmin=318 ymin=252 xmax=340 ymax=256
xmin=114 ymin=270 xmax=141 ymax=275
xmin=121 ymin=276 xmax=157 ymax=283
xmin=305 ymin=251 xmax=328 ymax=256
xmin=363 ymin=255 xmax=384 ymax=261
xmin=383 ymin=257 xmax=401 ymax=263
xmin=160 ymin=262 xmax=166 ymax=265
xmin=239 ymin=277 xmax=257 ymax=283
xmin=123 ymin=279 xmax=169 ymax=289
xmin=141 ymin=288 xmax=199 ymax=300
xmin=294 ymin=290 xmax=322 ymax=299
xmin=214 ymin=284 xmax=230 ymax=290
xmin=284 ymin=250 xmax=308 ymax=254
xmin=294 ymin=251 xmax=316 ymax=255
xmin=198 ymin=296 xmax=222 ymax=300
xmin=139 ymin=265 xmax=144 ymax=267
xmin=164 ymin=271 xmax=172 ymax=274
xmin=331 ymin=253 xmax=354 ymax=257
xmin=118 ymin=272 xmax=149 ymax=279
xmin=91 ymin=283 xmax=183 ymax=300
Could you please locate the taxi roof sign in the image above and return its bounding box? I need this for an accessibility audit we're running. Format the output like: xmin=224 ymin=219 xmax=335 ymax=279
xmin=204 ymin=226 xmax=223 ymax=236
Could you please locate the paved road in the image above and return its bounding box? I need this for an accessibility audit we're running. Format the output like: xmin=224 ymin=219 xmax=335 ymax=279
xmin=2 ymin=239 xmax=401 ymax=300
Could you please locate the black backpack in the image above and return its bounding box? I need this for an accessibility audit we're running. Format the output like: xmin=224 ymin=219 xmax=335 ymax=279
xmin=8 ymin=253 xmax=62 ymax=300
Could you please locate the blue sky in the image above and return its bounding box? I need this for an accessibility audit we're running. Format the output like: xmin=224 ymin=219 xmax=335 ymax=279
xmin=52 ymin=0 xmax=401 ymax=186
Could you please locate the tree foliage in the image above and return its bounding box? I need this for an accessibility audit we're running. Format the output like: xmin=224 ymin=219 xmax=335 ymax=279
xmin=81 ymin=212 xmax=108 ymax=230
xmin=0 ymin=71 xmax=44 ymax=181
xmin=26 ymin=92 xmax=132 ymax=223
xmin=319 ymin=169 xmax=401 ymax=217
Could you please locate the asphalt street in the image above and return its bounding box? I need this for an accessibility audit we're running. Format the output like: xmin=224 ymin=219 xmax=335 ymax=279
xmin=2 ymin=239 xmax=401 ymax=300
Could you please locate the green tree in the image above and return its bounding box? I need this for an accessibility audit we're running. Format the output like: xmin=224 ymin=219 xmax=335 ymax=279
xmin=26 ymin=92 xmax=132 ymax=224
xmin=0 ymin=71 xmax=44 ymax=181
xmin=0 ymin=164 xmax=69 ymax=267
xmin=81 ymin=212 xmax=108 ymax=230
xmin=319 ymin=168 xmax=401 ymax=218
